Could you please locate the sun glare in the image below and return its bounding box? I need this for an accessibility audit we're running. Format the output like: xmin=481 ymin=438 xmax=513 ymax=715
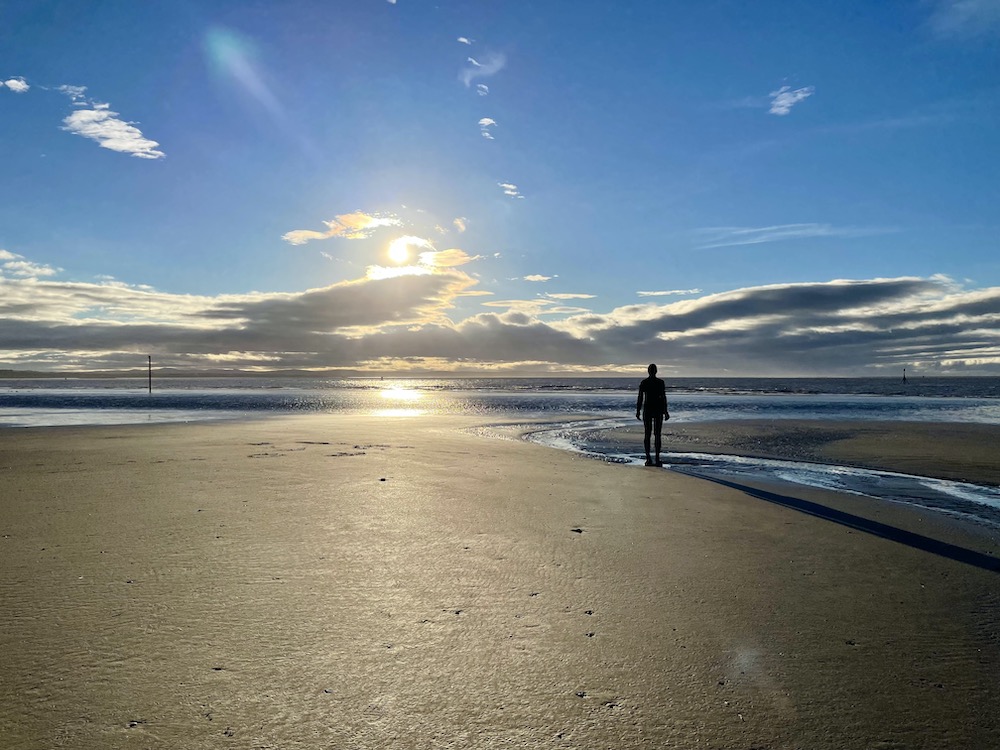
xmin=388 ymin=235 xmax=432 ymax=265
xmin=373 ymin=386 xmax=425 ymax=417
xmin=388 ymin=238 xmax=410 ymax=264
xmin=380 ymin=387 xmax=422 ymax=402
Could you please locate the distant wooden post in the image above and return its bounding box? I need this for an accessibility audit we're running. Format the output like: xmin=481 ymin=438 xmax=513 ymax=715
xmin=148 ymin=356 xmax=152 ymax=393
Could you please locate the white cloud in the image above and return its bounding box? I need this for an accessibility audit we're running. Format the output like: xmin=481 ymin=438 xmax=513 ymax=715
xmin=523 ymin=274 xmax=555 ymax=282
xmin=60 ymin=91 xmax=165 ymax=159
xmin=769 ymin=85 xmax=814 ymax=116
xmin=498 ymin=182 xmax=523 ymax=198
xmin=0 ymin=249 xmax=60 ymax=278
xmin=460 ymin=52 xmax=506 ymax=87
xmin=928 ymin=0 xmax=1000 ymax=36
xmin=3 ymin=260 xmax=59 ymax=278
xmin=477 ymin=84 xmax=489 ymax=96
xmin=282 ymin=211 xmax=401 ymax=245
xmin=457 ymin=37 xmax=473 ymax=45
xmin=479 ymin=117 xmax=497 ymax=139
xmin=547 ymin=293 xmax=596 ymax=300
xmin=453 ymin=217 xmax=467 ymax=233
xmin=695 ymin=223 xmax=893 ymax=249
xmin=58 ymin=84 xmax=88 ymax=103
xmin=637 ymin=289 xmax=703 ymax=297
xmin=2 ymin=77 xmax=30 ymax=93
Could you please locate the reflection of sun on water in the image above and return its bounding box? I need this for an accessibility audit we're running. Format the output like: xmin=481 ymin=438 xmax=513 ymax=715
xmin=372 ymin=387 xmax=425 ymax=417
xmin=381 ymin=387 xmax=422 ymax=402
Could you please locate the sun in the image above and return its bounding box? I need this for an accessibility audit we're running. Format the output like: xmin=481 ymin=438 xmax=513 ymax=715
xmin=388 ymin=237 xmax=411 ymax=264
xmin=387 ymin=235 xmax=431 ymax=265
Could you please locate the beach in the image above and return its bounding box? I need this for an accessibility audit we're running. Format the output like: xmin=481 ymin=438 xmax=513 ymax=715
xmin=1 ymin=415 xmax=998 ymax=749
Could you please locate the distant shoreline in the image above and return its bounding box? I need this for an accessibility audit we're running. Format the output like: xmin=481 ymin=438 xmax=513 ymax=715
xmin=3 ymin=369 xmax=1000 ymax=381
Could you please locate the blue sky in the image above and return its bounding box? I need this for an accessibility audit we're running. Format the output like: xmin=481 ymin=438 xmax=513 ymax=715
xmin=1 ymin=0 xmax=999 ymax=375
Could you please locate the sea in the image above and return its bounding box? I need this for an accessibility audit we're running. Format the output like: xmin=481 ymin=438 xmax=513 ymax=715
xmin=2 ymin=376 xmax=999 ymax=531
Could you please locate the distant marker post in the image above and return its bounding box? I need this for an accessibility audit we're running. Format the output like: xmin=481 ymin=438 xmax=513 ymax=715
xmin=148 ymin=356 xmax=152 ymax=394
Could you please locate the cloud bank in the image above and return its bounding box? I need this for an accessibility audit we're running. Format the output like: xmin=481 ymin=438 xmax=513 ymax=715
xmin=1 ymin=251 xmax=998 ymax=375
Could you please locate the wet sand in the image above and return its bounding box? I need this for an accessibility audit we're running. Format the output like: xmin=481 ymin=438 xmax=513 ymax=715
xmin=1 ymin=415 xmax=998 ymax=749
xmin=595 ymin=419 xmax=1000 ymax=486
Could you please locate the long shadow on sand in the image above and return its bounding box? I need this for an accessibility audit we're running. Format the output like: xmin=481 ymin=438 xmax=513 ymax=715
xmin=676 ymin=470 xmax=1000 ymax=574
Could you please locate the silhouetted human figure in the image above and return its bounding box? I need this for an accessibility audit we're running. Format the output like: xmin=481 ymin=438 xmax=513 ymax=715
xmin=636 ymin=363 xmax=669 ymax=466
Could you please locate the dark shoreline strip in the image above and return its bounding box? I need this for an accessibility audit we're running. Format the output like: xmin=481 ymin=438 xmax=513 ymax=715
xmin=677 ymin=470 xmax=1000 ymax=573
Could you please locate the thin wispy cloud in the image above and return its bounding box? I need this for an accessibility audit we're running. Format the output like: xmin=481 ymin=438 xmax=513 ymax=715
xmin=57 ymin=86 xmax=164 ymax=159
xmin=479 ymin=117 xmax=497 ymax=139
xmin=2 ymin=77 xmax=29 ymax=93
xmin=453 ymin=217 xmax=467 ymax=233
xmin=499 ymin=182 xmax=523 ymax=198
xmin=282 ymin=211 xmax=401 ymax=246
xmin=418 ymin=249 xmax=482 ymax=268
xmin=637 ymin=289 xmax=703 ymax=297
xmin=0 ymin=249 xmax=59 ymax=278
xmin=477 ymin=84 xmax=489 ymax=96
xmin=928 ymin=0 xmax=1000 ymax=37
xmin=480 ymin=298 xmax=556 ymax=316
xmin=819 ymin=112 xmax=954 ymax=135
xmin=695 ymin=223 xmax=893 ymax=249
xmin=523 ymin=274 xmax=555 ymax=282
xmin=460 ymin=52 xmax=506 ymax=87
xmin=58 ymin=85 xmax=87 ymax=102
xmin=547 ymin=293 xmax=596 ymax=300
xmin=769 ymin=85 xmax=815 ymax=116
